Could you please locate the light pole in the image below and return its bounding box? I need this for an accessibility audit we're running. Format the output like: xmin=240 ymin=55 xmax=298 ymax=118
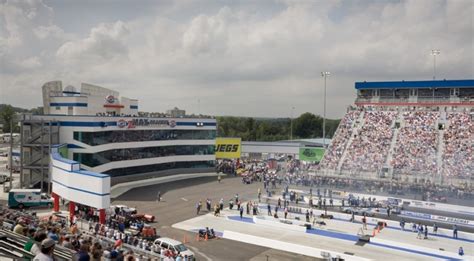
xmin=321 ymin=71 xmax=330 ymax=147
xmin=431 ymin=49 xmax=440 ymax=80
xmin=290 ymin=106 xmax=295 ymax=140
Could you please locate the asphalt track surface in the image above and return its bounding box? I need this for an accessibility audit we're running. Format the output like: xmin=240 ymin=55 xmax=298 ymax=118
xmin=112 ymin=176 xmax=319 ymax=261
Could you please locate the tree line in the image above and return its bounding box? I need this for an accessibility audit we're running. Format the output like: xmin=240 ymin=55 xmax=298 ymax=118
xmin=217 ymin=113 xmax=340 ymax=141
xmin=0 ymin=104 xmax=341 ymax=141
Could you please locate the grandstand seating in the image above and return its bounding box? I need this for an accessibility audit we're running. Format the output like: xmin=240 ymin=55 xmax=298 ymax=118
xmin=321 ymin=107 xmax=473 ymax=179
xmin=443 ymin=112 xmax=474 ymax=178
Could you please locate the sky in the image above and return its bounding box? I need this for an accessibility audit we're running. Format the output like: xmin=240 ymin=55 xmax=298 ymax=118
xmin=0 ymin=0 xmax=472 ymax=119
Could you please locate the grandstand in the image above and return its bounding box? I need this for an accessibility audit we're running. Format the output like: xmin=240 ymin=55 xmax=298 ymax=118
xmin=319 ymin=79 xmax=473 ymax=185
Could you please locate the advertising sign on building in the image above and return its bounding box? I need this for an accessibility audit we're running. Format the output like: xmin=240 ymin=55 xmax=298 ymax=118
xmin=299 ymin=147 xmax=325 ymax=162
xmin=215 ymin=138 xmax=241 ymax=159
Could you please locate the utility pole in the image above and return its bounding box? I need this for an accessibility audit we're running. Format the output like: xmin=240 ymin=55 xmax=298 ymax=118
xmin=321 ymin=71 xmax=330 ymax=147
xmin=431 ymin=49 xmax=440 ymax=80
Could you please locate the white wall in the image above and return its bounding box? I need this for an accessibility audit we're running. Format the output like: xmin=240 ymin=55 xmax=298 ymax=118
xmin=50 ymin=147 xmax=110 ymax=209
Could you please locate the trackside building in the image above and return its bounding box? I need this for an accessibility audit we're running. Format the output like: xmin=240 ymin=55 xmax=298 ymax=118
xmin=20 ymin=81 xmax=217 ymax=222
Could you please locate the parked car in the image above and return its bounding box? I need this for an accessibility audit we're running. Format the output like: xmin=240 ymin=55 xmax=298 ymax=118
xmin=153 ymin=237 xmax=194 ymax=260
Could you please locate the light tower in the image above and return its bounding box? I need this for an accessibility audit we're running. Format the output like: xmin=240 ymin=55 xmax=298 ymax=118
xmin=431 ymin=49 xmax=440 ymax=80
xmin=321 ymin=71 xmax=330 ymax=147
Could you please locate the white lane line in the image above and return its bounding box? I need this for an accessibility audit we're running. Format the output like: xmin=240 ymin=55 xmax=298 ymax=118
xmin=182 ymin=198 xmax=188 ymax=201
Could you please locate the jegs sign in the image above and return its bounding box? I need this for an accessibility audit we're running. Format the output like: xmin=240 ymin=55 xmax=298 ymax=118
xmin=215 ymin=138 xmax=241 ymax=159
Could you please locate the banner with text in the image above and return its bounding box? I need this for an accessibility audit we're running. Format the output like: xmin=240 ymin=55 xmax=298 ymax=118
xmin=299 ymin=147 xmax=325 ymax=162
xmin=215 ymin=138 xmax=241 ymax=159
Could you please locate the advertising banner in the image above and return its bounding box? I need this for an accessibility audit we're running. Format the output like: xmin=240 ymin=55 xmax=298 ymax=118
xmin=299 ymin=147 xmax=325 ymax=162
xmin=215 ymin=138 xmax=241 ymax=159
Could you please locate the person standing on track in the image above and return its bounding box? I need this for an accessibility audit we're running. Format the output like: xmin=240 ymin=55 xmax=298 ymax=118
xmin=157 ymin=191 xmax=161 ymax=202
xmin=196 ymin=200 xmax=202 ymax=215
xmin=239 ymin=205 xmax=244 ymax=219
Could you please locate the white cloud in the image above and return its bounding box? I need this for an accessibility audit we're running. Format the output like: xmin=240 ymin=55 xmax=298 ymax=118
xmin=0 ymin=0 xmax=472 ymax=118
xmin=56 ymin=21 xmax=129 ymax=61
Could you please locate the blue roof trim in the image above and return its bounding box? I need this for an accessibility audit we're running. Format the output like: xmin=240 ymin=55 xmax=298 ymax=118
xmin=62 ymin=91 xmax=81 ymax=95
xmin=130 ymin=105 xmax=138 ymax=109
xmin=50 ymin=102 xmax=88 ymax=107
xmin=355 ymin=79 xmax=474 ymax=90
xmin=52 ymin=179 xmax=110 ymax=196
xmin=59 ymin=121 xmax=117 ymax=127
xmin=67 ymin=144 xmax=84 ymax=149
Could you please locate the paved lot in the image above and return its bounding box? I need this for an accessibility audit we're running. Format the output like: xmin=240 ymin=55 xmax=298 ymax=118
xmin=112 ymin=175 xmax=318 ymax=260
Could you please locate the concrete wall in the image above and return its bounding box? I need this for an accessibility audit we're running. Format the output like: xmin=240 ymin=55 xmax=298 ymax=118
xmin=50 ymin=145 xmax=110 ymax=209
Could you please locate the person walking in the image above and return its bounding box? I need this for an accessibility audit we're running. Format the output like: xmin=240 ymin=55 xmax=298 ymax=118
xmin=362 ymin=215 xmax=367 ymax=230
xmin=206 ymin=199 xmax=211 ymax=212
xmin=267 ymin=204 xmax=272 ymax=216
xmin=424 ymin=225 xmax=428 ymax=239
xmin=239 ymin=206 xmax=244 ymax=219
xmin=229 ymin=199 xmax=234 ymax=210
xmin=284 ymin=207 xmax=288 ymax=219
xmin=258 ymin=188 xmax=261 ymax=203
xmin=453 ymin=225 xmax=458 ymax=239
xmin=246 ymin=202 xmax=250 ymax=215
xmin=278 ymin=198 xmax=281 ymax=208
xmin=417 ymin=224 xmax=423 ymax=239
xmin=196 ymin=201 xmax=202 ymax=215
xmin=329 ymin=198 xmax=333 ymax=207
xmin=157 ymin=191 xmax=161 ymax=202
xmin=433 ymin=223 xmax=438 ymax=234
xmin=219 ymin=198 xmax=224 ymax=211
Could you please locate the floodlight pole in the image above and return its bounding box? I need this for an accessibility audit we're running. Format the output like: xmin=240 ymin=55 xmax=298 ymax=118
xmin=431 ymin=49 xmax=440 ymax=80
xmin=321 ymin=72 xmax=330 ymax=147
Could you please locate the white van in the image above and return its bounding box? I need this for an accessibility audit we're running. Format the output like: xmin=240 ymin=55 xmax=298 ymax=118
xmin=153 ymin=237 xmax=194 ymax=260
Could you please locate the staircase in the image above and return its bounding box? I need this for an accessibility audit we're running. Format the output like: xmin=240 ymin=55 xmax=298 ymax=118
xmin=436 ymin=123 xmax=445 ymax=182
xmin=337 ymin=111 xmax=365 ymax=171
xmin=385 ymin=111 xmax=402 ymax=167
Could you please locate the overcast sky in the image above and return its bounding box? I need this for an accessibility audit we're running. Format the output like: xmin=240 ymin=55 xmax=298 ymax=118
xmin=0 ymin=0 xmax=472 ymax=118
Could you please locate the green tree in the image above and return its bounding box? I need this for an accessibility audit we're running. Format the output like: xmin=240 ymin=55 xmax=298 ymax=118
xmin=0 ymin=105 xmax=15 ymax=133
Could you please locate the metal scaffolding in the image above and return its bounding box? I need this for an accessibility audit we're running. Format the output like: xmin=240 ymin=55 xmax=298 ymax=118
xmin=20 ymin=114 xmax=60 ymax=193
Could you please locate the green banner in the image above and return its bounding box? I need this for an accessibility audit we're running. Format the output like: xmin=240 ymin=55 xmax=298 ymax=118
xmin=299 ymin=147 xmax=325 ymax=162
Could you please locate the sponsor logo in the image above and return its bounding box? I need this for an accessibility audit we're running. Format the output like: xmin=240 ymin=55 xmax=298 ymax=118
xmin=215 ymin=138 xmax=241 ymax=159
xmin=117 ymin=119 xmax=128 ymax=128
xmin=215 ymin=144 xmax=239 ymax=152
xmin=105 ymin=95 xmax=115 ymax=104
xmin=169 ymin=120 xmax=176 ymax=128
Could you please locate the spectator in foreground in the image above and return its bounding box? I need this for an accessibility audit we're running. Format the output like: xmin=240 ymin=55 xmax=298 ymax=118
xmin=34 ymin=238 xmax=56 ymax=261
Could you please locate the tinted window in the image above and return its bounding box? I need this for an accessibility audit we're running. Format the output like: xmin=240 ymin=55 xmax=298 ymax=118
xmin=74 ymin=129 xmax=216 ymax=146
xmin=74 ymin=145 xmax=214 ymax=167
